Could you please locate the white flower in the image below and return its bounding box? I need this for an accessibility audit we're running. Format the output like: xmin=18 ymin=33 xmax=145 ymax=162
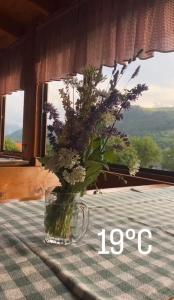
xmin=63 ymin=166 xmax=86 ymax=185
xmin=102 ymin=112 xmax=115 ymax=126
xmin=129 ymin=160 xmax=140 ymax=176
xmin=46 ymin=148 xmax=81 ymax=172
xmin=58 ymin=148 xmax=81 ymax=169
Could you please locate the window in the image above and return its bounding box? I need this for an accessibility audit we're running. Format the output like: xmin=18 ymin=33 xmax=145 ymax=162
xmin=45 ymin=75 xmax=83 ymax=155
xmin=46 ymin=53 xmax=174 ymax=172
xmin=47 ymin=74 xmax=83 ymax=123
xmin=103 ymin=52 xmax=174 ymax=172
xmin=1 ymin=91 xmax=24 ymax=154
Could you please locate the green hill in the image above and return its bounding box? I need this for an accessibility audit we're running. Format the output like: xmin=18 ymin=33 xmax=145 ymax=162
xmin=5 ymin=106 xmax=174 ymax=150
xmin=118 ymin=106 xmax=174 ymax=149
xmin=6 ymin=129 xmax=22 ymax=142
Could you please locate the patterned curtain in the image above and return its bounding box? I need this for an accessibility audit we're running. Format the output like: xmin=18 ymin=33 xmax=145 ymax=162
xmin=0 ymin=0 xmax=174 ymax=94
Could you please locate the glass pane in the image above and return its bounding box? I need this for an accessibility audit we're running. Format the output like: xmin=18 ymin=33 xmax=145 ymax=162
xmin=47 ymin=81 xmax=66 ymax=123
xmin=46 ymin=75 xmax=83 ymax=154
xmin=47 ymin=74 xmax=83 ymax=123
xmin=3 ymin=91 xmax=24 ymax=152
xmin=46 ymin=55 xmax=174 ymax=172
xmin=102 ymin=52 xmax=174 ymax=172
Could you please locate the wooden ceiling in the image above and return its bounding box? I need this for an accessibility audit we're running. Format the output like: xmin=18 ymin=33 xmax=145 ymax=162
xmin=0 ymin=0 xmax=74 ymax=49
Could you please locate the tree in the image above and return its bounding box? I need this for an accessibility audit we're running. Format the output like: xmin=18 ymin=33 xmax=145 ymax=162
xmin=131 ymin=136 xmax=162 ymax=168
xmin=4 ymin=138 xmax=19 ymax=152
xmin=106 ymin=137 xmax=140 ymax=175
xmin=162 ymin=146 xmax=174 ymax=171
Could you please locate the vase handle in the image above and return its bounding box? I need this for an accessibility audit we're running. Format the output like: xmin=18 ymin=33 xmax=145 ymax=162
xmin=72 ymin=201 xmax=89 ymax=243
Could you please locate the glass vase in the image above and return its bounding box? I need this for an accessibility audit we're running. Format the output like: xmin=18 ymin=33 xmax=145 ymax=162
xmin=44 ymin=191 xmax=89 ymax=245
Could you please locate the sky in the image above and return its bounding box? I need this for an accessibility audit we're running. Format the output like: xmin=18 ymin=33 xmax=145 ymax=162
xmin=4 ymin=51 xmax=174 ymax=132
xmin=5 ymin=91 xmax=24 ymax=134
xmin=102 ymin=52 xmax=174 ymax=108
xmin=47 ymin=52 xmax=174 ymax=123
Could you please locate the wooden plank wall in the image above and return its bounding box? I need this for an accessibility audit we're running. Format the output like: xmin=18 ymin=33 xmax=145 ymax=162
xmin=0 ymin=166 xmax=60 ymax=202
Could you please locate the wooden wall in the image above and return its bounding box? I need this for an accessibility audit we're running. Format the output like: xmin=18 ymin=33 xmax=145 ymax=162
xmin=0 ymin=165 xmax=60 ymax=202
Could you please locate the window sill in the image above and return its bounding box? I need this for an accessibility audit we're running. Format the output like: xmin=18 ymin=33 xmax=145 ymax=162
xmin=0 ymin=158 xmax=29 ymax=167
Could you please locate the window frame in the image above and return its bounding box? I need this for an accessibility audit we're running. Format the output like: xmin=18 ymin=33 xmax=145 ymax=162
xmin=0 ymin=95 xmax=23 ymax=158
xmin=40 ymin=83 xmax=48 ymax=158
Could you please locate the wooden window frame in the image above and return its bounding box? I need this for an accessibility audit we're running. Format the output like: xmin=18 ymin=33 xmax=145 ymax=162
xmin=0 ymin=82 xmax=46 ymax=163
xmin=40 ymin=83 xmax=48 ymax=158
xmin=0 ymin=95 xmax=23 ymax=159
xmin=0 ymin=96 xmax=5 ymax=153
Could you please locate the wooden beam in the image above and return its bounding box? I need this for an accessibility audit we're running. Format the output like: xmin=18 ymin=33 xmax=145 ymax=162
xmin=0 ymin=96 xmax=5 ymax=152
xmin=40 ymin=83 xmax=48 ymax=157
xmin=28 ymin=0 xmax=56 ymax=13
xmin=22 ymin=82 xmax=44 ymax=160
xmin=0 ymin=14 xmax=25 ymax=37
xmin=22 ymin=30 xmax=44 ymax=161
xmin=28 ymin=0 xmax=73 ymax=14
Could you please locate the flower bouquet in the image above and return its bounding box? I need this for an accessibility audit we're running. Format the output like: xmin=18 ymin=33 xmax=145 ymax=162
xmin=44 ymin=56 xmax=148 ymax=245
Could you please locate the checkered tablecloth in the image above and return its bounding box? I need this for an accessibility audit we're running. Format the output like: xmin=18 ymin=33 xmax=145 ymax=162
xmin=0 ymin=186 xmax=174 ymax=300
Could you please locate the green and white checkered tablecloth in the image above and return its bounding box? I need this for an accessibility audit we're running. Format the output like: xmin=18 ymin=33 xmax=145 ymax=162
xmin=0 ymin=186 xmax=174 ymax=300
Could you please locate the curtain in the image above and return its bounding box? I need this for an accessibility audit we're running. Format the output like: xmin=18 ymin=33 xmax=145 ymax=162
xmin=0 ymin=0 xmax=174 ymax=95
xmin=0 ymin=34 xmax=35 ymax=95
xmin=36 ymin=0 xmax=174 ymax=83
xmin=0 ymin=41 xmax=24 ymax=95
